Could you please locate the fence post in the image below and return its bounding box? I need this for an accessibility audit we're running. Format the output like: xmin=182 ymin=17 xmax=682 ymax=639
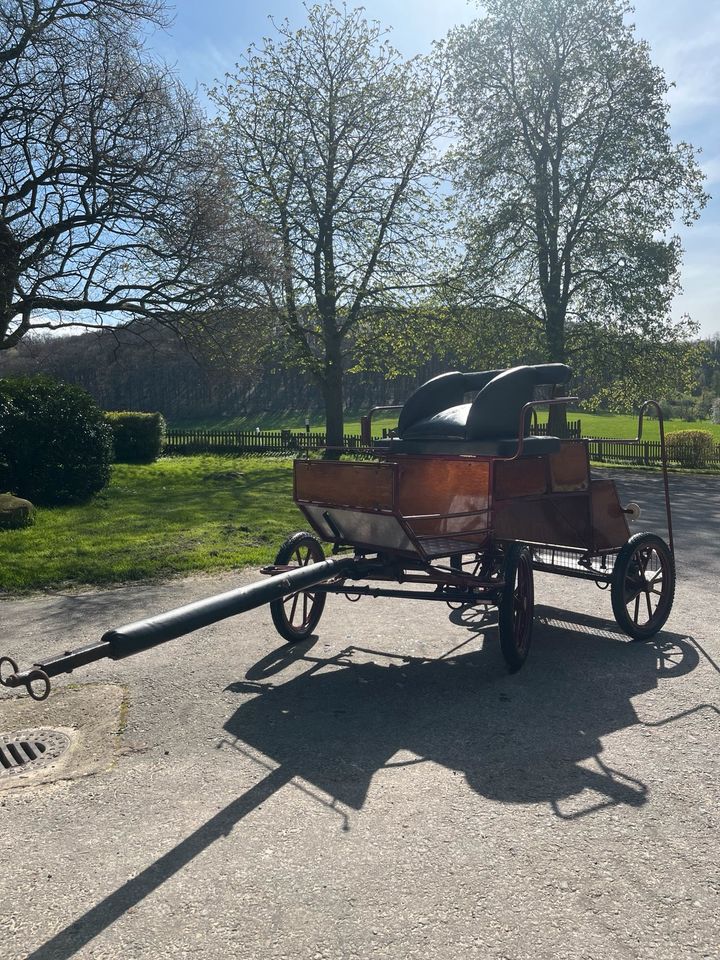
xmin=360 ymin=415 xmax=371 ymax=446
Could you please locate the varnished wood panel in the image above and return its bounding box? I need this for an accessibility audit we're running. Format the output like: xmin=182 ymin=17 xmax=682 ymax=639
xmin=549 ymin=441 xmax=590 ymax=493
xmin=294 ymin=460 xmax=395 ymax=512
xmin=397 ymin=457 xmax=490 ymax=518
xmin=494 ymin=494 xmax=592 ymax=549
xmin=590 ymin=479 xmax=630 ymax=550
xmin=494 ymin=457 xmax=547 ymax=500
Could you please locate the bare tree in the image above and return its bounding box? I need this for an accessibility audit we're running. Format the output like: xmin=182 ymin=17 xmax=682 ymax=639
xmin=211 ymin=3 xmax=445 ymax=448
xmin=0 ymin=0 xmax=263 ymax=351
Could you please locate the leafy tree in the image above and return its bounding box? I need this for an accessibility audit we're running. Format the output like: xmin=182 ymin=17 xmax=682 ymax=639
xmin=350 ymin=303 xmax=544 ymax=379
xmin=0 ymin=0 xmax=262 ymax=351
xmin=446 ymin=0 xmax=708 ymax=369
xmin=211 ymin=3 xmax=445 ymax=448
xmin=568 ymin=316 xmax=705 ymax=413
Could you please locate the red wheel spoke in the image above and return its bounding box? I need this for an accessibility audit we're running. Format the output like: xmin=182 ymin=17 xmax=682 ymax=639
xmin=633 ymin=593 xmax=641 ymax=624
xmin=288 ymin=592 xmax=299 ymax=624
xmin=645 ymin=590 xmax=653 ymax=621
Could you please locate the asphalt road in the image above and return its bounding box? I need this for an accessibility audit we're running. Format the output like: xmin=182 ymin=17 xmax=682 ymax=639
xmin=0 ymin=470 xmax=718 ymax=960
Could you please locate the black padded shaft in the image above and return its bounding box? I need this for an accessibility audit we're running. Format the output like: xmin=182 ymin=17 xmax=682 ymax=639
xmin=101 ymin=555 xmax=360 ymax=658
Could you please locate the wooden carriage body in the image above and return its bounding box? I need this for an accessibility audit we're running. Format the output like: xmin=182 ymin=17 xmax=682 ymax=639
xmin=294 ymin=439 xmax=630 ymax=561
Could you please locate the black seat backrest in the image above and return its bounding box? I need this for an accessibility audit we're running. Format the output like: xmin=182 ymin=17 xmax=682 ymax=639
xmin=397 ymin=363 xmax=571 ymax=440
xmin=466 ymin=366 xmax=537 ymax=439
xmin=397 ymin=369 xmax=502 ymax=436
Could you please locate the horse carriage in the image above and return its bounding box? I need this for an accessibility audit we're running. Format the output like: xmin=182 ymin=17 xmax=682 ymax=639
xmin=1 ymin=363 xmax=676 ymax=700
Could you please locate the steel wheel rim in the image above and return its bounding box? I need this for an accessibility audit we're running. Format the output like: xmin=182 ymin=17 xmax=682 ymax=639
xmin=512 ymin=554 xmax=533 ymax=654
xmin=623 ymin=544 xmax=670 ymax=630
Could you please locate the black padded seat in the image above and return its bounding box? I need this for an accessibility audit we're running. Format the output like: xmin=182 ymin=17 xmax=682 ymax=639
xmin=380 ymin=362 xmax=571 ymax=457
xmin=402 ymin=403 xmax=472 ymax=440
xmin=399 ymin=364 xmax=570 ymax=441
xmin=374 ymin=435 xmax=561 ymax=457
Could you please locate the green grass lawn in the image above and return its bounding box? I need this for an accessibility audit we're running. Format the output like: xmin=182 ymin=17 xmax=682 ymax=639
xmin=171 ymin=409 xmax=720 ymax=442
xmin=0 ymin=456 xmax=303 ymax=593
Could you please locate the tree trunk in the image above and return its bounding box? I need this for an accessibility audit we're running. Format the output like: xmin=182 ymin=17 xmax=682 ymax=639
xmin=544 ymin=300 xmax=566 ymax=365
xmin=321 ymin=343 xmax=344 ymax=460
xmin=0 ymin=220 xmax=21 ymax=347
xmin=544 ymin=298 xmax=568 ymax=435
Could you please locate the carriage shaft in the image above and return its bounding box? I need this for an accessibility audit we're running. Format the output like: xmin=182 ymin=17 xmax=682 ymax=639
xmin=1 ymin=554 xmax=368 ymax=696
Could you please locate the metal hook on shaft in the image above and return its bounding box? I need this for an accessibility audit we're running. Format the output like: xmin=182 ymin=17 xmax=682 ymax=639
xmin=0 ymin=657 xmax=51 ymax=701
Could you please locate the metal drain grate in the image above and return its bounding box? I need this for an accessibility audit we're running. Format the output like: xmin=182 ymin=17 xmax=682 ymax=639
xmin=0 ymin=729 xmax=70 ymax=777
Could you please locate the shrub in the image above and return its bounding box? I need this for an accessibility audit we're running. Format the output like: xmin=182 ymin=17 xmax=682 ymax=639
xmin=0 ymin=376 xmax=113 ymax=504
xmin=106 ymin=411 xmax=166 ymax=462
xmin=665 ymin=429 xmax=715 ymax=468
xmin=712 ymin=398 xmax=720 ymax=425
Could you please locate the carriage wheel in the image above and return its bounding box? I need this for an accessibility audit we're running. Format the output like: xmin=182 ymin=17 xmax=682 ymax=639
xmin=270 ymin=532 xmax=327 ymax=643
xmin=611 ymin=533 xmax=675 ymax=641
xmin=498 ymin=544 xmax=534 ymax=672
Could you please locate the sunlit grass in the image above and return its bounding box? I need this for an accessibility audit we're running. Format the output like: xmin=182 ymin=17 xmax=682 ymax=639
xmin=0 ymin=456 xmax=303 ymax=593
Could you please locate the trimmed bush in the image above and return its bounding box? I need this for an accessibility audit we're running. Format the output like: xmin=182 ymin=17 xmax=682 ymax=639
xmin=0 ymin=376 xmax=113 ymax=505
xmin=665 ymin=429 xmax=715 ymax=468
xmin=106 ymin=411 xmax=167 ymax=462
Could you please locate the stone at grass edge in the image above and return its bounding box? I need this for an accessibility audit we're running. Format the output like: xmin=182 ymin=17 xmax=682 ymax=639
xmin=0 ymin=492 xmax=35 ymax=529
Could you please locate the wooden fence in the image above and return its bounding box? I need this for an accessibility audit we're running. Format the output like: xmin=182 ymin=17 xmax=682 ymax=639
xmin=165 ymin=420 xmax=582 ymax=455
xmin=165 ymin=428 xmax=364 ymax=455
xmin=586 ymin=437 xmax=720 ymax=469
xmin=164 ymin=421 xmax=720 ymax=468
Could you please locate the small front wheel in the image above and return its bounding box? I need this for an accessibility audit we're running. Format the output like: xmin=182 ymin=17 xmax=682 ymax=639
xmin=611 ymin=533 xmax=675 ymax=640
xmin=498 ymin=544 xmax=534 ymax=672
xmin=269 ymin=532 xmax=327 ymax=643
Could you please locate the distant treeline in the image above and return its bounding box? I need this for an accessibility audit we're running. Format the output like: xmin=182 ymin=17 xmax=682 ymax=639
xmin=2 ymin=321 xmax=718 ymax=422
xmin=0 ymin=325 xmax=450 ymax=420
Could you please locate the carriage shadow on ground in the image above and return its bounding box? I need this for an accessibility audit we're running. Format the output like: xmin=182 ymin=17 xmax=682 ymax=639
xmin=224 ymin=606 xmax=701 ymax=822
xmin=27 ymin=608 xmax=704 ymax=960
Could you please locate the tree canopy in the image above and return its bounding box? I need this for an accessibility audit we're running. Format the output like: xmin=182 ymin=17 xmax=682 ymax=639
xmin=210 ymin=3 xmax=445 ymax=446
xmin=446 ymin=0 xmax=708 ymax=365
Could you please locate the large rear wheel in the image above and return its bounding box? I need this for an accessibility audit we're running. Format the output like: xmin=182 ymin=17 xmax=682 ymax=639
xmin=611 ymin=533 xmax=675 ymax=640
xmin=498 ymin=544 xmax=534 ymax=672
xmin=269 ymin=532 xmax=327 ymax=643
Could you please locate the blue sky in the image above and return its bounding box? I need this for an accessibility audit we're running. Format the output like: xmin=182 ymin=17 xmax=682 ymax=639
xmin=152 ymin=1 xmax=720 ymax=337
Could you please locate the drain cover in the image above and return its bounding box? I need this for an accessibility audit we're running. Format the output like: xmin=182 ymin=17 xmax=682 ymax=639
xmin=0 ymin=729 xmax=70 ymax=777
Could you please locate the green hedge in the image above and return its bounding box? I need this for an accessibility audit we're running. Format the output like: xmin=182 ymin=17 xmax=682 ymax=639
xmin=665 ymin=429 xmax=715 ymax=467
xmin=0 ymin=376 xmax=113 ymax=505
xmin=106 ymin=411 xmax=167 ymax=462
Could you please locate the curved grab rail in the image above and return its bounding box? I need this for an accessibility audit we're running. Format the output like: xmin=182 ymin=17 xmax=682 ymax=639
xmin=636 ymin=400 xmax=674 ymax=556
xmin=360 ymin=405 xmax=404 ymax=445
xmin=500 ymin=397 xmax=580 ymax=462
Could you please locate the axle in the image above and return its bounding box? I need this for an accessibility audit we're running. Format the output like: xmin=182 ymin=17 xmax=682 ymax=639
xmin=0 ymin=554 xmax=367 ymax=701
